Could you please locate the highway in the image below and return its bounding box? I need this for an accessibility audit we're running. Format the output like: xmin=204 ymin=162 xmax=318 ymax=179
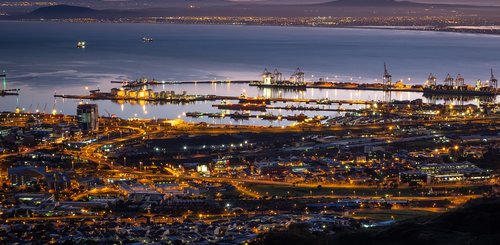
xmin=58 ymin=115 xmax=498 ymax=204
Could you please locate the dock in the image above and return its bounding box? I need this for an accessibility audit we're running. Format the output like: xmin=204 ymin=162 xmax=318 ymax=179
xmin=54 ymin=90 xmax=385 ymax=106
xmin=54 ymin=93 xmax=225 ymax=103
xmin=113 ymin=78 xmax=426 ymax=93
xmin=185 ymin=112 xmax=327 ymax=122
xmin=111 ymin=79 xmax=255 ymax=88
xmin=305 ymin=83 xmax=424 ymax=92
xmin=267 ymin=106 xmax=358 ymax=112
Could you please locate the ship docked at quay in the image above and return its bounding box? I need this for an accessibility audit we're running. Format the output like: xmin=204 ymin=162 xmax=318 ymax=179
xmin=422 ymin=70 xmax=498 ymax=96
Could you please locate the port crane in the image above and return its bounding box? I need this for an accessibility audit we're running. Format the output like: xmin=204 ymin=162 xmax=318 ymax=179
xmin=490 ymin=68 xmax=498 ymax=89
xmin=383 ymin=62 xmax=392 ymax=106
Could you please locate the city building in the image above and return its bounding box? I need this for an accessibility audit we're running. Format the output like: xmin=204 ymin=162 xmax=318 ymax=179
xmin=77 ymin=104 xmax=99 ymax=132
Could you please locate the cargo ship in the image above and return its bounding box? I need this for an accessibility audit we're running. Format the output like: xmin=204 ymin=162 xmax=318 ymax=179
xmin=230 ymin=112 xmax=251 ymax=119
xmin=423 ymin=72 xmax=498 ymax=97
xmin=185 ymin=112 xmax=205 ymax=118
xmin=0 ymin=89 xmax=20 ymax=96
xmin=214 ymin=101 xmax=267 ymax=112
xmin=76 ymin=41 xmax=86 ymax=48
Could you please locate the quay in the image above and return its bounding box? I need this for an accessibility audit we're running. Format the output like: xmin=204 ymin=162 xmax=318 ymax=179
xmin=54 ymin=93 xmax=226 ymax=103
xmin=114 ymin=77 xmax=426 ymax=93
xmin=111 ymin=79 xmax=255 ymax=88
xmin=267 ymin=106 xmax=358 ymax=112
xmin=304 ymin=83 xmax=423 ymax=92
xmin=250 ymin=66 xmax=499 ymax=96
xmin=54 ymin=88 xmax=386 ymax=106
xmin=185 ymin=112 xmax=327 ymax=122
xmin=106 ymin=66 xmax=499 ymax=97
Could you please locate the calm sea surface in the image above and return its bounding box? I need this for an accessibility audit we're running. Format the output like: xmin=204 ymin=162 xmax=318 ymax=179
xmin=0 ymin=21 xmax=499 ymax=125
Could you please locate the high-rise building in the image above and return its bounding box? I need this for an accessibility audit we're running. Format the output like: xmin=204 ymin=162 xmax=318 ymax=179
xmin=77 ymin=104 xmax=99 ymax=132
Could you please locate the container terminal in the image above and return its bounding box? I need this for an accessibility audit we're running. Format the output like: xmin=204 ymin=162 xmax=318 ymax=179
xmin=422 ymin=70 xmax=498 ymax=96
xmin=110 ymin=66 xmax=499 ymax=95
xmin=54 ymin=87 xmax=394 ymax=106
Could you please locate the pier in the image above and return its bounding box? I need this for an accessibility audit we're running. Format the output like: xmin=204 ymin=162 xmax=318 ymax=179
xmin=113 ymin=78 xmax=427 ymax=92
xmin=185 ymin=112 xmax=327 ymax=122
xmin=55 ymin=91 xmax=385 ymax=106
xmin=111 ymin=79 xmax=255 ymax=88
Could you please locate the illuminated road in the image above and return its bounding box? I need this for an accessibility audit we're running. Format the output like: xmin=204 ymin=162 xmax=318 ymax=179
xmin=64 ymin=115 xmax=499 ymax=201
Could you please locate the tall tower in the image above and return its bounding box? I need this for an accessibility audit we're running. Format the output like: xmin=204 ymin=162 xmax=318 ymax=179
xmin=77 ymin=104 xmax=99 ymax=132
xmin=1 ymin=70 xmax=6 ymax=90
xmin=383 ymin=62 xmax=392 ymax=103
xmin=491 ymin=68 xmax=498 ymax=89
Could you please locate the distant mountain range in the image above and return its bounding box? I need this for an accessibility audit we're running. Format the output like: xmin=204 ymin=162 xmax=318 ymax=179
xmin=10 ymin=0 xmax=500 ymax=19
xmin=21 ymin=5 xmax=132 ymax=19
xmin=27 ymin=5 xmax=99 ymax=18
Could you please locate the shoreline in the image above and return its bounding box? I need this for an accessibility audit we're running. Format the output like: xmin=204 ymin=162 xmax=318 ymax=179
xmin=2 ymin=18 xmax=500 ymax=36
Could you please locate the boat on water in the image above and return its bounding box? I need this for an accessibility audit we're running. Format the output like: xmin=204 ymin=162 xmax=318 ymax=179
xmin=215 ymin=102 xmax=267 ymax=112
xmin=230 ymin=112 xmax=251 ymax=119
xmin=76 ymin=41 xmax=86 ymax=48
xmin=423 ymin=72 xmax=498 ymax=96
xmin=0 ymin=90 xmax=20 ymax=96
xmin=259 ymin=113 xmax=282 ymax=121
xmin=142 ymin=37 xmax=154 ymax=42
xmin=238 ymin=95 xmax=271 ymax=105
xmin=313 ymin=115 xmax=329 ymax=121
xmin=186 ymin=112 xmax=205 ymax=118
xmin=317 ymin=99 xmax=332 ymax=105
xmin=286 ymin=113 xmax=308 ymax=122
xmin=207 ymin=113 xmax=225 ymax=118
